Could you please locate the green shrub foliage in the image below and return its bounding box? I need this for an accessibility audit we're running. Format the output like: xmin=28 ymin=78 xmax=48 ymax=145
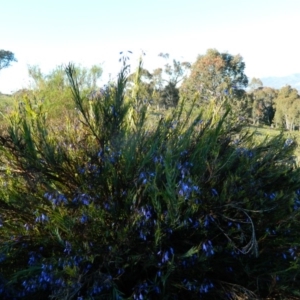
xmin=1 ymin=62 xmax=300 ymax=299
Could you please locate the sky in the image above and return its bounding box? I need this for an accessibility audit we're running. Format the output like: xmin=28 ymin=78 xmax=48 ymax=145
xmin=0 ymin=0 xmax=300 ymax=94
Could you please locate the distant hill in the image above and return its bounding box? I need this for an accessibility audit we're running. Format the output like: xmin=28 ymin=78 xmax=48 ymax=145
xmin=261 ymin=74 xmax=300 ymax=91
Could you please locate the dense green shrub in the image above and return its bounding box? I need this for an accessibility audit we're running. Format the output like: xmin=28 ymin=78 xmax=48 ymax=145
xmin=1 ymin=62 xmax=300 ymax=299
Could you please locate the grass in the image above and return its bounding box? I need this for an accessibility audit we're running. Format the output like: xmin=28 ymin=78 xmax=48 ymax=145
xmin=0 ymin=93 xmax=13 ymax=114
xmin=247 ymin=124 xmax=300 ymax=161
xmin=0 ymin=93 xmax=14 ymax=132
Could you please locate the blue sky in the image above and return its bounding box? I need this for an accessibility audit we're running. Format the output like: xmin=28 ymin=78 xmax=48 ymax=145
xmin=0 ymin=0 xmax=300 ymax=94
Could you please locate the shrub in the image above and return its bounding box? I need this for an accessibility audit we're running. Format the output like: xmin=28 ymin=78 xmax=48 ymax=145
xmin=1 ymin=62 xmax=300 ymax=299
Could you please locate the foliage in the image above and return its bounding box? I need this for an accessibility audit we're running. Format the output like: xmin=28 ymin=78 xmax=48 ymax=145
xmin=151 ymin=53 xmax=191 ymax=108
xmin=249 ymin=86 xmax=277 ymax=126
xmin=22 ymin=64 xmax=103 ymax=123
xmin=180 ymin=49 xmax=248 ymax=104
xmin=0 ymin=50 xmax=17 ymax=71
xmin=0 ymin=93 xmax=14 ymax=125
xmin=274 ymin=85 xmax=300 ymax=130
xmin=127 ymin=53 xmax=190 ymax=109
xmin=1 ymin=60 xmax=300 ymax=300
xmin=247 ymin=83 xmax=300 ymax=130
xmin=249 ymin=77 xmax=263 ymax=91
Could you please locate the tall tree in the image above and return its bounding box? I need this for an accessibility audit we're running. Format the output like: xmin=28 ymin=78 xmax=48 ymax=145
xmin=274 ymin=85 xmax=300 ymax=130
xmin=249 ymin=77 xmax=263 ymax=91
xmin=180 ymin=49 xmax=248 ymax=103
xmin=0 ymin=50 xmax=17 ymax=71
xmin=250 ymin=87 xmax=277 ymax=125
xmin=150 ymin=53 xmax=191 ymax=107
xmin=126 ymin=54 xmax=190 ymax=108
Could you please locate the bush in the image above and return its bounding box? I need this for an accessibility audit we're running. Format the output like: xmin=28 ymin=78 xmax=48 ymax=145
xmin=1 ymin=62 xmax=300 ymax=299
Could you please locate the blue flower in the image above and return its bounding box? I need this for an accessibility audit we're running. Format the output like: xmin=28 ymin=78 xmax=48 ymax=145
xmin=24 ymin=223 xmax=30 ymax=231
xmin=80 ymin=214 xmax=88 ymax=224
xmin=204 ymin=215 xmax=214 ymax=228
xmin=28 ymin=251 xmax=41 ymax=266
xmin=284 ymin=138 xmax=294 ymax=147
xmin=211 ymin=188 xmax=218 ymax=196
xmin=153 ymin=155 xmax=164 ymax=164
xmin=35 ymin=213 xmax=49 ymax=223
xmin=202 ymin=240 xmax=214 ymax=256
xmin=0 ymin=254 xmax=6 ymax=263
xmin=64 ymin=241 xmax=72 ymax=255
xmin=45 ymin=192 xmax=67 ymax=206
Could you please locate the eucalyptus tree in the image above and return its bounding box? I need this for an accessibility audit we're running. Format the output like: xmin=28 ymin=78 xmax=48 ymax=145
xmin=127 ymin=53 xmax=191 ymax=108
xmin=180 ymin=49 xmax=248 ymax=104
xmin=274 ymin=85 xmax=300 ymax=130
xmin=250 ymin=87 xmax=277 ymax=125
xmin=154 ymin=53 xmax=191 ymax=107
xmin=249 ymin=77 xmax=263 ymax=91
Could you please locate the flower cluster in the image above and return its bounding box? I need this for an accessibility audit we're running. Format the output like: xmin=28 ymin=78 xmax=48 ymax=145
xmin=44 ymin=192 xmax=67 ymax=206
xmin=264 ymin=192 xmax=276 ymax=200
xmin=282 ymin=246 xmax=298 ymax=260
xmin=180 ymin=253 xmax=198 ymax=269
xmin=35 ymin=213 xmax=49 ymax=223
xmin=72 ymin=193 xmax=93 ymax=206
xmin=133 ymin=282 xmax=150 ymax=300
xmin=64 ymin=241 xmax=72 ymax=255
xmin=138 ymin=171 xmax=155 ymax=185
xmin=135 ymin=205 xmax=156 ymax=241
xmin=97 ymin=147 xmax=122 ymax=165
xmin=178 ymin=179 xmax=200 ymax=199
xmin=78 ymin=162 xmax=101 ymax=175
xmin=202 ymin=240 xmax=214 ymax=257
xmin=236 ymin=147 xmax=254 ymax=158
xmin=182 ymin=278 xmax=214 ymax=294
xmin=88 ymin=275 xmax=113 ymax=296
xmin=157 ymin=247 xmax=174 ymax=264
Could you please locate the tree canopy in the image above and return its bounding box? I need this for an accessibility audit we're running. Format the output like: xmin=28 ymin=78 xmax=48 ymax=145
xmin=126 ymin=53 xmax=190 ymax=108
xmin=180 ymin=49 xmax=248 ymax=103
xmin=274 ymin=85 xmax=300 ymax=130
xmin=250 ymin=86 xmax=277 ymax=125
xmin=249 ymin=77 xmax=263 ymax=91
xmin=0 ymin=49 xmax=17 ymax=71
